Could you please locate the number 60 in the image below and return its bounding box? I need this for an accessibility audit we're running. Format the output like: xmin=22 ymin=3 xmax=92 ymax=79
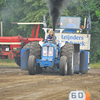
xmin=69 ymin=90 xmax=85 ymax=100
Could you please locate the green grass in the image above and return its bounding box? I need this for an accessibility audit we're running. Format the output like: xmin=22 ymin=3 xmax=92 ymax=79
xmin=0 ymin=59 xmax=15 ymax=63
xmin=0 ymin=59 xmax=100 ymax=69
xmin=90 ymin=62 xmax=100 ymax=69
xmin=0 ymin=59 xmax=19 ymax=67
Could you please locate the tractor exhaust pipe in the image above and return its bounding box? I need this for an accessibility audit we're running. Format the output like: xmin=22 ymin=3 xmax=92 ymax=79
xmin=1 ymin=20 xmax=3 ymax=37
xmin=53 ymin=31 xmax=55 ymax=43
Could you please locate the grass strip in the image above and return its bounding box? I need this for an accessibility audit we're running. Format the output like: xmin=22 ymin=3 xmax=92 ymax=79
xmin=0 ymin=59 xmax=100 ymax=69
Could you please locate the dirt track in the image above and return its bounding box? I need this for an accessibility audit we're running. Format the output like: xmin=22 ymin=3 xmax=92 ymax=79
xmin=0 ymin=67 xmax=100 ymax=100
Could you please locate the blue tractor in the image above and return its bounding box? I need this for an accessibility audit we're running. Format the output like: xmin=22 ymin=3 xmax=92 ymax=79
xmin=21 ymin=40 xmax=77 ymax=75
xmin=21 ymin=17 xmax=90 ymax=75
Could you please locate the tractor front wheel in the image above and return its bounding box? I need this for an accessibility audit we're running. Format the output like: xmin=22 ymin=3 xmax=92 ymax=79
xmin=28 ymin=55 xmax=36 ymax=75
xmin=61 ymin=43 xmax=74 ymax=75
xmin=59 ymin=56 xmax=68 ymax=76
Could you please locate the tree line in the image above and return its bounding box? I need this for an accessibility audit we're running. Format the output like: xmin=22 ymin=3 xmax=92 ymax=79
xmin=0 ymin=0 xmax=100 ymax=63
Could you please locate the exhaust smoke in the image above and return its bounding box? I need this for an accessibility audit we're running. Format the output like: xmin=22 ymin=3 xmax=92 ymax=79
xmin=46 ymin=0 xmax=67 ymax=31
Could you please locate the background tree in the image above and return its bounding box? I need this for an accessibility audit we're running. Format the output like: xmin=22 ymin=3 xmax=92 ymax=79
xmin=0 ymin=0 xmax=100 ymax=63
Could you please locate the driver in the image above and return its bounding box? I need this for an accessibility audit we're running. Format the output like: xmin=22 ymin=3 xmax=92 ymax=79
xmin=45 ymin=29 xmax=56 ymax=42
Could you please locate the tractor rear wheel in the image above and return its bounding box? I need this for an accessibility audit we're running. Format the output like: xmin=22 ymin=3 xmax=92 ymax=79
xmin=14 ymin=42 xmax=31 ymax=67
xmin=59 ymin=56 xmax=68 ymax=76
xmin=22 ymin=42 xmax=31 ymax=49
xmin=30 ymin=42 xmax=41 ymax=59
xmin=14 ymin=57 xmax=21 ymax=66
xmin=28 ymin=55 xmax=36 ymax=75
xmin=61 ymin=43 xmax=74 ymax=75
xmin=22 ymin=41 xmax=41 ymax=59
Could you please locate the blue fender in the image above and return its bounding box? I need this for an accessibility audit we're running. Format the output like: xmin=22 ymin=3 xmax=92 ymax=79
xmin=21 ymin=48 xmax=30 ymax=70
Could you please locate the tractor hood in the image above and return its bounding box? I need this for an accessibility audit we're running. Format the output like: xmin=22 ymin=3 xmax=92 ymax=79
xmin=41 ymin=43 xmax=58 ymax=61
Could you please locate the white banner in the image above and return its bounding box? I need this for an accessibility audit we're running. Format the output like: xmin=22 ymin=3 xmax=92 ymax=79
xmin=55 ymin=33 xmax=91 ymax=50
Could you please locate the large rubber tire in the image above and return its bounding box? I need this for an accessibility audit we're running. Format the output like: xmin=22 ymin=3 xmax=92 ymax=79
xmin=30 ymin=42 xmax=41 ymax=59
xmin=61 ymin=43 xmax=74 ymax=75
xmin=59 ymin=56 xmax=68 ymax=76
xmin=22 ymin=42 xmax=41 ymax=74
xmin=14 ymin=42 xmax=31 ymax=67
xmin=22 ymin=41 xmax=41 ymax=59
xmin=14 ymin=57 xmax=21 ymax=66
xmin=28 ymin=55 xmax=36 ymax=75
xmin=36 ymin=64 xmax=42 ymax=74
xmin=29 ymin=42 xmax=42 ymax=74
xmin=22 ymin=42 xmax=31 ymax=49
